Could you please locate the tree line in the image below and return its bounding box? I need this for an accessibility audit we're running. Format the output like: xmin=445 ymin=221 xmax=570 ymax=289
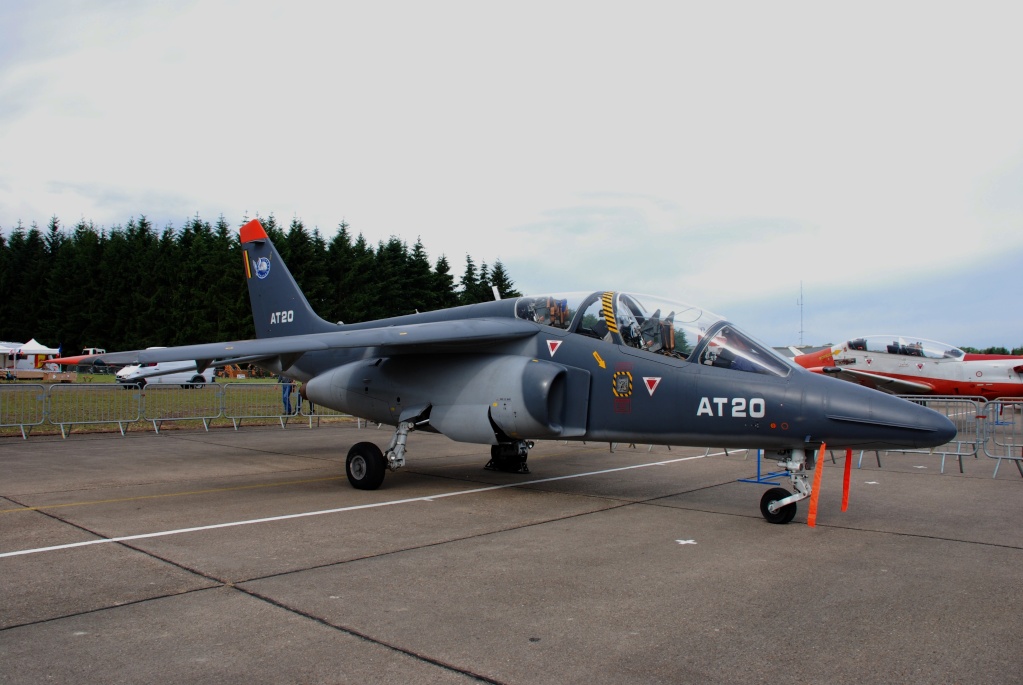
xmin=0 ymin=214 xmax=521 ymax=354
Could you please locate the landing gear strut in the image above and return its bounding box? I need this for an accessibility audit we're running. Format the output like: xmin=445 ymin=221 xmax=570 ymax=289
xmin=384 ymin=420 xmax=415 ymax=471
xmin=759 ymin=447 xmax=814 ymax=524
xmin=485 ymin=440 xmax=533 ymax=473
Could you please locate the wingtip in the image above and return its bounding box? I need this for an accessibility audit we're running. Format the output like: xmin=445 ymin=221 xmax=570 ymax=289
xmin=240 ymin=219 xmax=268 ymax=244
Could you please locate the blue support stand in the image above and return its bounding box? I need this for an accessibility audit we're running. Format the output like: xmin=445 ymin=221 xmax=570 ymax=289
xmin=738 ymin=449 xmax=788 ymax=485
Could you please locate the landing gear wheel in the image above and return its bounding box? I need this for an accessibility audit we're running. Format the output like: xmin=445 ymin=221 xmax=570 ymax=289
xmin=346 ymin=442 xmax=386 ymax=490
xmin=485 ymin=443 xmax=530 ymax=473
xmin=760 ymin=487 xmax=797 ymax=524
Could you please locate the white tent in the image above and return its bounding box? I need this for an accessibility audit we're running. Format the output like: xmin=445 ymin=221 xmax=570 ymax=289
xmin=17 ymin=339 xmax=60 ymax=355
xmin=8 ymin=339 xmax=60 ymax=369
xmin=0 ymin=342 xmax=18 ymax=369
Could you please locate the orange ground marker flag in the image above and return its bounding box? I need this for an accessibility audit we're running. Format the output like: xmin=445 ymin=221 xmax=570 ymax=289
xmin=806 ymin=443 xmax=827 ymax=527
xmin=841 ymin=448 xmax=853 ymax=511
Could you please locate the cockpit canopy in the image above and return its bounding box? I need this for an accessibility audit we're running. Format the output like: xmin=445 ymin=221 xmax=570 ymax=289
xmin=514 ymin=291 xmax=792 ymax=377
xmin=847 ymin=335 xmax=965 ymax=360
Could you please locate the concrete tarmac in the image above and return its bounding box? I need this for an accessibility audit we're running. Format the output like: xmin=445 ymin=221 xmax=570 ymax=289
xmin=1 ymin=422 xmax=1021 ymax=684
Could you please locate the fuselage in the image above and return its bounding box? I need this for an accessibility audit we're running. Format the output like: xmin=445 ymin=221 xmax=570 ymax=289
xmin=797 ymin=335 xmax=1023 ymax=400
xmin=299 ymin=296 xmax=957 ymax=452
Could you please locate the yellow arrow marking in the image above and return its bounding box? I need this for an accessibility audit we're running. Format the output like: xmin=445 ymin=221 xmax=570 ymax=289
xmin=593 ymin=351 xmax=606 ymax=369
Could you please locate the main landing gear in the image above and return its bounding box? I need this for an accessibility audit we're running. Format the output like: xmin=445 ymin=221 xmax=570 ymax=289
xmin=758 ymin=448 xmax=814 ymax=524
xmin=344 ymin=425 xmax=536 ymax=490
xmin=345 ymin=420 xmax=416 ymax=490
xmin=484 ymin=440 xmax=533 ymax=474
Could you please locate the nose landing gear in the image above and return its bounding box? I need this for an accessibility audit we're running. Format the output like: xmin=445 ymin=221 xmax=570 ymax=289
xmin=759 ymin=448 xmax=814 ymax=524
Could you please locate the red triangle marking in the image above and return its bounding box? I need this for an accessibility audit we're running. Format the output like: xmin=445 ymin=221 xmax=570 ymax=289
xmin=643 ymin=377 xmax=662 ymax=396
xmin=547 ymin=340 xmax=562 ymax=357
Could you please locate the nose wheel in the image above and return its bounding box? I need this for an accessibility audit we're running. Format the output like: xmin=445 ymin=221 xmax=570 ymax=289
xmin=760 ymin=487 xmax=797 ymax=524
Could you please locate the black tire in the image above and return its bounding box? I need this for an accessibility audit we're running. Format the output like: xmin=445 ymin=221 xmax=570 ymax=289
xmin=760 ymin=487 xmax=797 ymax=524
xmin=346 ymin=442 xmax=386 ymax=490
xmin=189 ymin=374 xmax=205 ymax=389
xmin=488 ymin=444 xmax=528 ymax=472
xmin=489 ymin=444 xmax=514 ymax=471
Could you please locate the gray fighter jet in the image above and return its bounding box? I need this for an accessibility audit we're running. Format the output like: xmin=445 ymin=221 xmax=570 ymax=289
xmin=70 ymin=220 xmax=957 ymax=523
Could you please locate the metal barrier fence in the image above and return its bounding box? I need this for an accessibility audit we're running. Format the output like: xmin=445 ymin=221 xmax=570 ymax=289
xmin=219 ymin=382 xmax=351 ymax=429
xmin=902 ymin=396 xmax=985 ymax=474
xmin=143 ymin=383 xmax=223 ymax=433
xmin=982 ymin=397 xmax=1023 ymax=478
xmin=0 ymin=382 xmax=353 ymax=439
xmin=48 ymin=383 xmax=143 ymax=438
xmin=0 ymin=384 xmax=46 ymax=439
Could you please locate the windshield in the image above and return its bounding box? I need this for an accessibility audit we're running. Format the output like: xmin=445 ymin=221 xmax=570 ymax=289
xmin=847 ymin=335 xmax=965 ymax=360
xmin=692 ymin=323 xmax=793 ymax=377
xmin=515 ymin=291 xmax=789 ymax=376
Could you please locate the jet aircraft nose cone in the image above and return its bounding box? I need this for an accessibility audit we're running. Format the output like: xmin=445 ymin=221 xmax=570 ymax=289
xmin=815 ymin=377 xmax=957 ymax=450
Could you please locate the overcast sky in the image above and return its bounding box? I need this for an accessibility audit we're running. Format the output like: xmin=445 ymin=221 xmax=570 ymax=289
xmin=2 ymin=1 xmax=1021 ymax=348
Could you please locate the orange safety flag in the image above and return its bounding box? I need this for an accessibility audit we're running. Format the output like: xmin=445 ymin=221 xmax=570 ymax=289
xmin=841 ymin=448 xmax=853 ymax=512
xmin=806 ymin=443 xmax=827 ymax=527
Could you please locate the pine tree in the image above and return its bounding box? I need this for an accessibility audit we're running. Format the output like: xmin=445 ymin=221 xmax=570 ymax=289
xmin=372 ymin=236 xmax=410 ymax=319
xmin=406 ymin=238 xmax=438 ymax=313
xmin=431 ymin=255 xmax=459 ymax=309
xmin=7 ymin=223 xmax=48 ymax=343
xmin=70 ymin=220 xmax=106 ymax=351
xmin=0 ymin=212 xmax=524 ymax=348
xmin=42 ymin=216 xmax=79 ymax=352
xmin=458 ymin=255 xmax=479 ymax=305
xmin=489 ymin=260 xmax=522 ymax=299
xmin=216 ymin=216 xmax=250 ymax=340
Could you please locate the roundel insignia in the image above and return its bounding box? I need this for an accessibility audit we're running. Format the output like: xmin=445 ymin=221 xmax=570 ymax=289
xmin=254 ymin=257 xmax=271 ymax=280
xmin=612 ymin=370 xmax=633 ymax=397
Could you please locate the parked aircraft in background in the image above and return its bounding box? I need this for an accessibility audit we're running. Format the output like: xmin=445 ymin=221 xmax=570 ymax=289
xmin=49 ymin=221 xmax=956 ymax=524
xmin=793 ymin=335 xmax=1023 ymax=400
xmin=116 ymin=350 xmax=213 ymax=389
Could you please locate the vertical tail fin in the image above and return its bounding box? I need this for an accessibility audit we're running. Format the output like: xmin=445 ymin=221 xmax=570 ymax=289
xmin=240 ymin=219 xmax=336 ymax=338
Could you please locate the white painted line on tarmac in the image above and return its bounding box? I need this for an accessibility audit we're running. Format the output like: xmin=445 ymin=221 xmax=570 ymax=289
xmin=0 ymin=451 xmax=724 ymax=559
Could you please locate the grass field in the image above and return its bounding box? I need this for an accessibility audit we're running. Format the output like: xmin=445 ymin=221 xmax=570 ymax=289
xmin=0 ymin=379 xmax=353 ymax=438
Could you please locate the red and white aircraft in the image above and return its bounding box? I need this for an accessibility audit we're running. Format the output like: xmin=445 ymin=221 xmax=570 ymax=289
xmin=793 ymin=335 xmax=1023 ymax=400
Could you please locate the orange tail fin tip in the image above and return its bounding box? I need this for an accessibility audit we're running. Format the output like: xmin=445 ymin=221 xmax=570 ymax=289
xmin=240 ymin=219 xmax=268 ymax=244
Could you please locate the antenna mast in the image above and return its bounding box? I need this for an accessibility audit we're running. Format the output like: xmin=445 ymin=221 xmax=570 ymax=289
xmin=797 ymin=282 xmax=804 ymax=347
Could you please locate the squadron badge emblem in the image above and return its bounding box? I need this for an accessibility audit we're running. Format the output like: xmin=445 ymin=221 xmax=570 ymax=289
xmin=254 ymin=256 xmax=271 ymax=280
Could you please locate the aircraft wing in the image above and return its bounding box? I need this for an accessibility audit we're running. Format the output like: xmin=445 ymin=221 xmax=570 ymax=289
xmin=51 ymin=318 xmax=540 ymax=369
xmin=822 ymin=367 xmax=935 ymax=394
